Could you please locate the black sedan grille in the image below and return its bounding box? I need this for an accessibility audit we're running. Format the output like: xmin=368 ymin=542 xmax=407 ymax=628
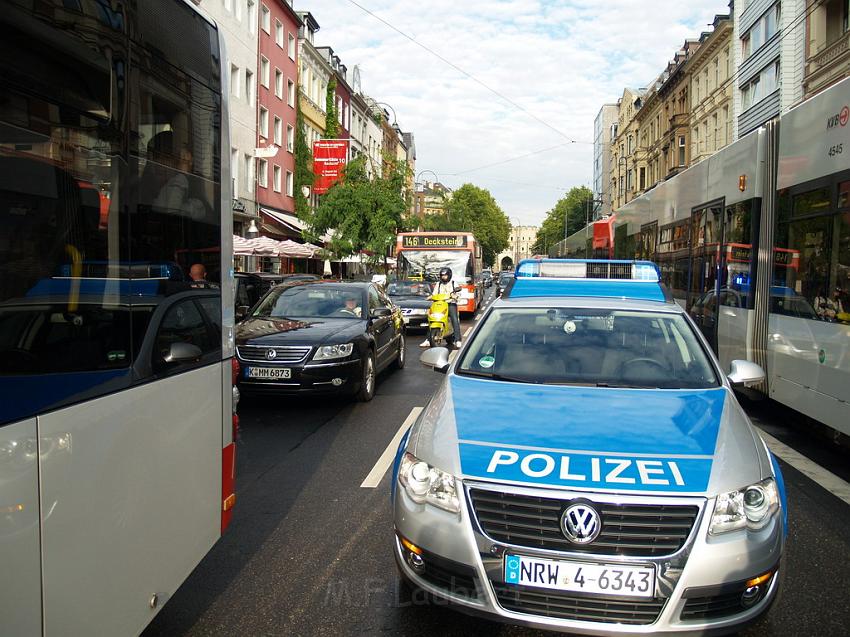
xmin=236 ymin=345 xmax=311 ymax=364
xmin=493 ymin=582 xmax=665 ymax=625
xmin=469 ymin=489 xmax=699 ymax=557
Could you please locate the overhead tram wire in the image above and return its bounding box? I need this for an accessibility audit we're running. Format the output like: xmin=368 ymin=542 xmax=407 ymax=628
xmin=443 ymin=141 xmax=578 ymax=177
xmin=344 ymin=0 xmax=592 ymax=145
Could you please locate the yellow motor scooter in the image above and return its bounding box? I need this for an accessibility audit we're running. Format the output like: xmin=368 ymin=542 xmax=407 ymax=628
xmin=427 ymin=291 xmax=455 ymax=348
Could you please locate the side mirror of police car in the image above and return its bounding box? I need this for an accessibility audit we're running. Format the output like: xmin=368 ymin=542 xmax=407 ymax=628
xmin=420 ymin=347 xmax=450 ymax=373
xmin=727 ymin=360 xmax=765 ymax=388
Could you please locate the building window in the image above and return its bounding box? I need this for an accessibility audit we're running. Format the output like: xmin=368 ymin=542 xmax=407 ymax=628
xmin=261 ymin=4 xmax=270 ymax=33
xmin=742 ymin=3 xmax=780 ymax=60
xmin=258 ymin=158 xmax=268 ymax=188
xmin=245 ymin=69 xmax=254 ymax=105
xmin=275 ymin=69 xmax=283 ymax=98
xmin=225 ymin=0 xmax=233 ymax=11
xmin=244 ymin=153 xmax=254 ymax=193
xmin=230 ymin=64 xmax=240 ymax=98
xmin=259 ymin=106 xmax=268 ymax=138
xmin=286 ymin=171 xmax=294 ymax=196
xmin=639 ymin=166 xmax=646 ymax=190
xmin=288 ymin=33 xmax=296 ymax=60
xmin=275 ymin=19 xmax=283 ymax=47
xmin=287 ymin=124 xmax=294 ymax=152
xmin=741 ymin=60 xmax=779 ymax=110
xmin=231 ymin=148 xmax=239 ymax=195
xmin=273 ymin=165 xmax=281 ymax=192
xmin=260 ymin=56 xmax=270 ymax=87
xmin=248 ymin=0 xmax=256 ymax=34
xmin=274 ymin=116 xmax=282 ymax=145
xmin=287 ymin=79 xmax=295 ymax=107
xmin=678 ymin=135 xmax=686 ymax=166
xmin=713 ymin=113 xmax=719 ymax=150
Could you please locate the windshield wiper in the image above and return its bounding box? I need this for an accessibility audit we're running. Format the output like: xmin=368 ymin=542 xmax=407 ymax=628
xmin=458 ymin=369 xmax=537 ymax=384
xmin=595 ymin=382 xmax=658 ymax=389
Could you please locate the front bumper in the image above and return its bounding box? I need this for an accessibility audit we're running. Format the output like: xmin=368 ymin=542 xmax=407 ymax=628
xmin=393 ymin=480 xmax=783 ymax=635
xmin=237 ymin=357 xmax=362 ymax=395
xmin=400 ymin=310 xmax=429 ymax=330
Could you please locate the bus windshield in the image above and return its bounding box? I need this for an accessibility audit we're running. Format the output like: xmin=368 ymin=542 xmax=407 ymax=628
xmin=398 ymin=250 xmax=473 ymax=283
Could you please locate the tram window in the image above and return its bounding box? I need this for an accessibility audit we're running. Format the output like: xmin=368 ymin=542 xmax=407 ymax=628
xmin=775 ymin=215 xmax=832 ymax=318
xmin=838 ymin=213 xmax=850 ymax=307
xmin=792 ymin=188 xmax=830 ymax=217
xmin=723 ymin=201 xmax=754 ymax=309
xmin=838 ymin=181 xmax=850 ymax=209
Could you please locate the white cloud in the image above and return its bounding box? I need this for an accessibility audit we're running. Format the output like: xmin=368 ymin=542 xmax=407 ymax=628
xmin=303 ymin=0 xmax=728 ymax=224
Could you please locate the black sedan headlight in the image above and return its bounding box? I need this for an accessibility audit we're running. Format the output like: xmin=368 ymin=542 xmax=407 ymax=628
xmin=312 ymin=343 xmax=355 ymax=361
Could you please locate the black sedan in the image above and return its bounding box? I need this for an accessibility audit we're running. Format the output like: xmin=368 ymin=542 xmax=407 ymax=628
xmin=235 ymin=281 xmax=405 ymax=401
xmin=496 ymin=271 xmax=514 ymax=297
xmin=386 ymin=280 xmax=432 ymax=331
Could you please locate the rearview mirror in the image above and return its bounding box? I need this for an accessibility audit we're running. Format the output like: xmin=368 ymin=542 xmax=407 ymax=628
xmin=727 ymin=360 xmax=765 ymax=387
xmin=420 ymin=347 xmax=450 ymax=373
xmin=164 ymin=342 xmax=203 ymax=364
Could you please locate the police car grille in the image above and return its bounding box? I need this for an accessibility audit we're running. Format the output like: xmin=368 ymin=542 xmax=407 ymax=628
xmin=492 ymin=582 xmax=665 ymax=625
xmin=469 ymin=490 xmax=699 ymax=557
xmin=417 ymin=549 xmax=480 ymax=600
xmin=680 ymin=591 xmax=750 ymax=620
xmin=237 ymin=345 xmax=311 ymax=363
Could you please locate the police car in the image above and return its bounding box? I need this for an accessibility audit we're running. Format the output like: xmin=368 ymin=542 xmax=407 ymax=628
xmin=391 ymin=259 xmax=786 ymax=635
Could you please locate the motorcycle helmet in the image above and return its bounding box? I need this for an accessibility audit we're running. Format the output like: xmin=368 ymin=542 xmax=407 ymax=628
xmin=439 ymin=267 xmax=452 ymax=282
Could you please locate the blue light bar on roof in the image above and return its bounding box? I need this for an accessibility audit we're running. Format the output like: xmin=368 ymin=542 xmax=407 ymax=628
xmin=509 ymin=259 xmax=666 ymax=302
xmin=515 ymin=259 xmax=660 ymax=282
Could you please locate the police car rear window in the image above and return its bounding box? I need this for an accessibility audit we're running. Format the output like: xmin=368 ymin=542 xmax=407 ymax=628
xmin=457 ymin=308 xmax=719 ymax=389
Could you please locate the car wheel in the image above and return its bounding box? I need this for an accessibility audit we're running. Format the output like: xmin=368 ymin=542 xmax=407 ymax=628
xmin=393 ymin=332 xmax=406 ymax=370
xmin=357 ymin=351 xmax=376 ymax=402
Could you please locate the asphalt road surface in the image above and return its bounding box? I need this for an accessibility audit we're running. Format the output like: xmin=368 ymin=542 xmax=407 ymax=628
xmin=144 ymin=290 xmax=850 ymax=636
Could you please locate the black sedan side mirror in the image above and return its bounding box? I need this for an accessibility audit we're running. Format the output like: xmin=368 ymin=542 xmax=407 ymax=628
xmin=236 ymin=305 xmax=249 ymax=321
xmin=370 ymin=307 xmax=392 ymax=318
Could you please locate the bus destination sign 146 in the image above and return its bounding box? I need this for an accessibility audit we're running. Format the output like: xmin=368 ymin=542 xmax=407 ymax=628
xmin=402 ymin=234 xmax=467 ymax=248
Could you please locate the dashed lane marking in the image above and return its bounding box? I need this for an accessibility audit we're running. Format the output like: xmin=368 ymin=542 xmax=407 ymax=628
xmin=360 ymin=407 xmax=423 ymax=488
xmin=758 ymin=429 xmax=850 ymax=506
xmin=464 ymin=326 xmax=473 ymax=337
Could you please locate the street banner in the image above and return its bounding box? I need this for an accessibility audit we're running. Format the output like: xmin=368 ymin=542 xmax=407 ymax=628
xmin=313 ymin=139 xmax=349 ymax=194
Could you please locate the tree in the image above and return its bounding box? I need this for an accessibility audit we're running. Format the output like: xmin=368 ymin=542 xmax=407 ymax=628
xmin=531 ymin=186 xmax=594 ymax=255
xmin=301 ymin=155 xmax=409 ymax=265
xmin=423 ymin=184 xmax=510 ymax=266
xmin=293 ymin=86 xmax=313 ymax=221
xmin=324 ymin=76 xmax=339 ymax=140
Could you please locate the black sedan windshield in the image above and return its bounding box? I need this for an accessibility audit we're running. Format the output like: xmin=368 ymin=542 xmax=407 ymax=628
xmin=387 ymin=281 xmax=430 ymax=297
xmin=458 ymin=308 xmax=719 ymax=389
xmin=252 ymin=285 xmax=363 ymax=320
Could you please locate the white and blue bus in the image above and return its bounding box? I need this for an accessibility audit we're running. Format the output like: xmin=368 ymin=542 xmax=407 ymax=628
xmin=560 ymin=76 xmax=850 ymax=440
xmin=0 ymin=1 xmax=236 ymax=634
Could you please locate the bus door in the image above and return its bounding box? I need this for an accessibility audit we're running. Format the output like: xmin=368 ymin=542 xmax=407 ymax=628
xmin=688 ymin=201 xmax=725 ymax=351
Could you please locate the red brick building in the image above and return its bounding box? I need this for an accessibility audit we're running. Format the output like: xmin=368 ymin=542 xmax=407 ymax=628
xmin=257 ymin=0 xmax=301 ymax=234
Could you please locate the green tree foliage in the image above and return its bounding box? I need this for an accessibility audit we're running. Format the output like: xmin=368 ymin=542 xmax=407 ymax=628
xmin=293 ymin=88 xmax=313 ymax=221
xmin=302 ymin=155 xmax=408 ymax=264
xmin=324 ymin=76 xmax=339 ymax=140
xmin=423 ymin=184 xmax=510 ymax=266
xmin=532 ymin=186 xmax=594 ymax=255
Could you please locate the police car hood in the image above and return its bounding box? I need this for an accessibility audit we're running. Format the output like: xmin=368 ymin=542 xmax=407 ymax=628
xmin=410 ymin=375 xmax=764 ymax=496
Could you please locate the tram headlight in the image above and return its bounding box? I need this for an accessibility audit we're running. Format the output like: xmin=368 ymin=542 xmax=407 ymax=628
xmin=709 ymin=478 xmax=779 ymax=535
xmin=397 ymin=452 xmax=460 ymax=513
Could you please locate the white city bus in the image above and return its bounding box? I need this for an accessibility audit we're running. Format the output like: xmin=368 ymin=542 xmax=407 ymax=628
xmin=0 ymin=1 xmax=236 ymax=634
xmin=562 ymin=76 xmax=850 ymax=440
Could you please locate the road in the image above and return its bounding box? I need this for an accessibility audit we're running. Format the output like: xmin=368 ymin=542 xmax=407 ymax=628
xmin=144 ymin=291 xmax=850 ymax=636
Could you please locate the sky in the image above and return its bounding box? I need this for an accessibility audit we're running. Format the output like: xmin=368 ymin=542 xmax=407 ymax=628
xmin=303 ymin=0 xmax=731 ymax=226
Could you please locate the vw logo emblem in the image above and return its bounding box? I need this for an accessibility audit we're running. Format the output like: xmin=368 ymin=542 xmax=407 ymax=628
xmin=561 ymin=503 xmax=601 ymax=544
xmin=265 ymin=349 xmax=277 ymax=360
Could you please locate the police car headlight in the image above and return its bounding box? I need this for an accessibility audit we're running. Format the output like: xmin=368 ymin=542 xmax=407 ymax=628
xmin=709 ymin=478 xmax=779 ymax=535
xmin=312 ymin=343 xmax=354 ymax=361
xmin=398 ymin=452 xmax=460 ymax=513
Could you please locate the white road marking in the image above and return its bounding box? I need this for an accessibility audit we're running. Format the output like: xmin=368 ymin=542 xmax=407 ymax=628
xmin=758 ymin=429 xmax=850 ymax=506
xmin=360 ymin=407 xmax=423 ymax=488
xmin=475 ymin=313 xmax=482 ymax=321
xmin=464 ymin=326 xmax=473 ymax=337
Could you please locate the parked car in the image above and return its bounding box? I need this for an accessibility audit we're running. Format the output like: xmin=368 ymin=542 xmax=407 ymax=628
xmin=387 ymin=280 xmax=432 ymax=331
xmin=481 ymin=269 xmax=493 ymax=288
xmin=235 ymin=281 xmax=405 ymax=401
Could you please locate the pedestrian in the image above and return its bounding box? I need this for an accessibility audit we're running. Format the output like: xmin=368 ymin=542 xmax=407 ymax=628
xmin=421 ymin=267 xmax=462 ymax=348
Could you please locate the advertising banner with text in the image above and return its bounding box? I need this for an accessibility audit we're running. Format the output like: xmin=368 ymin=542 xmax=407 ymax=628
xmin=313 ymin=140 xmax=349 ymax=194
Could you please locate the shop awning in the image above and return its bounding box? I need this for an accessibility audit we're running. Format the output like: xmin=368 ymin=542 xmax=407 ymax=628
xmin=232 ymin=235 xmax=319 ymax=258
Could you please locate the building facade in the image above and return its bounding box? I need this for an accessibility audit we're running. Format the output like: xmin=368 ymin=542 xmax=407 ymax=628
xmin=496 ymin=225 xmax=539 ymax=269
xmin=609 ymin=87 xmax=644 ymax=211
xmin=804 ymin=0 xmax=850 ymax=98
xmin=734 ymin=0 xmax=806 ymax=136
xmin=316 ymin=46 xmax=352 ymax=142
xmin=200 ymin=0 xmax=260 ymax=235
xmin=256 ymin=0 xmax=300 ymax=226
xmin=688 ymin=14 xmax=734 ymax=164
xmin=593 ymin=104 xmax=618 ymax=217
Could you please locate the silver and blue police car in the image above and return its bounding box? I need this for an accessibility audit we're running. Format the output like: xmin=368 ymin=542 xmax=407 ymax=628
xmin=391 ymin=259 xmax=786 ymax=635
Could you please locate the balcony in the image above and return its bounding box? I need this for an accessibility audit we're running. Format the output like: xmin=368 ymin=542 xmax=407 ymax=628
xmin=805 ymin=31 xmax=850 ymax=98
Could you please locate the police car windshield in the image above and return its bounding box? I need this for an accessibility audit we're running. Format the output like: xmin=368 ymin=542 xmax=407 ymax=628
xmin=457 ymin=308 xmax=719 ymax=389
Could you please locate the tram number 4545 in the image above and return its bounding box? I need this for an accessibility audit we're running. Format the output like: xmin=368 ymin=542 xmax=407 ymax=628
xmin=828 ymin=143 xmax=843 ymax=157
